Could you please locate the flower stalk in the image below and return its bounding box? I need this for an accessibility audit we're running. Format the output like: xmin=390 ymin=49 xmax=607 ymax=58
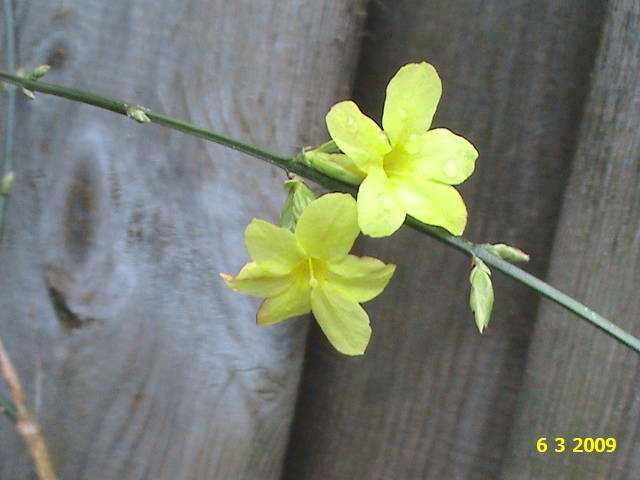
xmin=1 ymin=4 xmax=60 ymax=475
xmin=0 ymin=70 xmax=638 ymax=353
xmin=0 ymin=337 xmax=59 ymax=480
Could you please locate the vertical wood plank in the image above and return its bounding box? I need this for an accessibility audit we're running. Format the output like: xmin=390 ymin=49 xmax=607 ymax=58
xmin=499 ymin=1 xmax=640 ymax=478
xmin=0 ymin=1 xmax=366 ymax=478
xmin=284 ymin=1 xmax=605 ymax=478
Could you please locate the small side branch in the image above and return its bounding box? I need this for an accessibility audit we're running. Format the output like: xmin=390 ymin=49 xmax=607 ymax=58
xmin=0 ymin=337 xmax=59 ymax=480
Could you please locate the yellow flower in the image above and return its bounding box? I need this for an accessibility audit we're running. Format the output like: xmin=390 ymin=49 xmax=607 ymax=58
xmin=221 ymin=193 xmax=395 ymax=355
xmin=325 ymin=62 xmax=478 ymax=237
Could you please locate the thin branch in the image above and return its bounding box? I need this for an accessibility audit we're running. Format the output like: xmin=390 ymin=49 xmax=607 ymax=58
xmin=0 ymin=337 xmax=59 ymax=480
xmin=0 ymin=0 xmax=16 ymax=239
xmin=0 ymin=71 xmax=638 ymax=354
xmin=0 ymin=0 xmax=18 ymax=423
xmin=0 ymin=4 xmax=60 ymax=480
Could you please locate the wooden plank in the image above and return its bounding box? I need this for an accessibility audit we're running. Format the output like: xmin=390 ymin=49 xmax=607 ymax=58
xmin=0 ymin=1 xmax=365 ymax=478
xmin=499 ymin=1 xmax=640 ymax=478
xmin=283 ymin=1 xmax=605 ymax=478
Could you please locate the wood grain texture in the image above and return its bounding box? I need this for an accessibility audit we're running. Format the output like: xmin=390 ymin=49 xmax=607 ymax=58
xmin=283 ymin=1 xmax=605 ymax=479
xmin=499 ymin=1 xmax=640 ymax=478
xmin=0 ymin=1 xmax=365 ymax=478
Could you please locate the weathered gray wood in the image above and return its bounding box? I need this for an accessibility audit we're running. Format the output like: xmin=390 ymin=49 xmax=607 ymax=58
xmin=284 ymin=1 xmax=605 ymax=479
xmin=499 ymin=1 xmax=640 ymax=478
xmin=0 ymin=1 xmax=365 ymax=478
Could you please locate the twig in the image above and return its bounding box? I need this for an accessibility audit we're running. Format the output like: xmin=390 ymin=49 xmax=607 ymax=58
xmin=0 ymin=337 xmax=59 ymax=480
xmin=0 ymin=3 xmax=59 ymax=479
xmin=0 ymin=0 xmax=16 ymax=239
xmin=0 ymin=0 xmax=19 ymax=423
xmin=0 ymin=72 xmax=638 ymax=354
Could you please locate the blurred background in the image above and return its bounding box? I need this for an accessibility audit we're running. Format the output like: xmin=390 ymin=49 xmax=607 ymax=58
xmin=0 ymin=0 xmax=638 ymax=479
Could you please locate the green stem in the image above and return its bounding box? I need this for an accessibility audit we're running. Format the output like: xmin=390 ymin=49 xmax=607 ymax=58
xmin=1 ymin=0 xmax=15 ymax=182
xmin=0 ymin=0 xmax=16 ymax=238
xmin=0 ymin=0 xmax=18 ymax=422
xmin=0 ymin=71 xmax=638 ymax=354
xmin=405 ymin=218 xmax=640 ymax=352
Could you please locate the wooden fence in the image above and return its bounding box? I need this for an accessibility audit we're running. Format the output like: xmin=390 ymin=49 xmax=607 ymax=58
xmin=1 ymin=0 xmax=638 ymax=479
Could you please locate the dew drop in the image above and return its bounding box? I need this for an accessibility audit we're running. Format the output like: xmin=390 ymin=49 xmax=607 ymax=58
xmin=309 ymin=278 xmax=318 ymax=288
xmin=404 ymin=134 xmax=421 ymax=155
xmin=378 ymin=195 xmax=393 ymax=211
xmin=346 ymin=116 xmax=358 ymax=133
xmin=443 ymin=161 xmax=458 ymax=178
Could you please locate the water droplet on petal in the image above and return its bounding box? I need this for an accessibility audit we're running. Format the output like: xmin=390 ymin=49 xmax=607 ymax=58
xmin=378 ymin=195 xmax=393 ymax=211
xmin=346 ymin=116 xmax=358 ymax=133
xmin=309 ymin=277 xmax=318 ymax=288
xmin=443 ymin=161 xmax=457 ymax=178
xmin=404 ymin=134 xmax=421 ymax=155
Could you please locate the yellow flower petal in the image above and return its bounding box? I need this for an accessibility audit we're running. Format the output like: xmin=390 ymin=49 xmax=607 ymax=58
xmin=386 ymin=128 xmax=477 ymax=185
xmin=245 ymin=219 xmax=305 ymax=274
xmin=326 ymin=255 xmax=396 ymax=302
xmin=295 ymin=193 xmax=359 ymax=262
xmin=326 ymin=101 xmax=391 ymax=172
xmin=391 ymin=175 xmax=467 ymax=235
xmin=382 ymin=62 xmax=442 ymax=146
xmin=357 ymin=167 xmax=405 ymax=238
xmin=220 ymin=262 xmax=292 ymax=298
xmin=256 ymin=281 xmax=311 ymax=325
xmin=311 ymin=282 xmax=371 ymax=355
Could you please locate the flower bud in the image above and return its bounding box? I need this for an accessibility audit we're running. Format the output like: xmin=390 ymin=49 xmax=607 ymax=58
xmin=30 ymin=65 xmax=51 ymax=79
xmin=126 ymin=106 xmax=151 ymax=123
xmin=469 ymin=257 xmax=493 ymax=333
xmin=280 ymin=178 xmax=315 ymax=230
xmin=1 ymin=171 xmax=15 ymax=195
xmin=300 ymin=149 xmax=365 ymax=185
xmin=21 ymin=88 xmax=35 ymax=100
xmin=481 ymin=243 xmax=530 ymax=263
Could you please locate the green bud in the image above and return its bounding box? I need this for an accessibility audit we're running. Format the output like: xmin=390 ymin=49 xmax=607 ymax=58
xmin=481 ymin=243 xmax=530 ymax=263
xmin=314 ymin=139 xmax=339 ymax=153
xmin=300 ymin=149 xmax=365 ymax=185
xmin=21 ymin=88 xmax=35 ymax=100
xmin=1 ymin=171 xmax=15 ymax=195
xmin=469 ymin=257 xmax=494 ymax=334
xmin=126 ymin=105 xmax=151 ymax=124
xmin=29 ymin=65 xmax=51 ymax=79
xmin=280 ymin=178 xmax=316 ymax=230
